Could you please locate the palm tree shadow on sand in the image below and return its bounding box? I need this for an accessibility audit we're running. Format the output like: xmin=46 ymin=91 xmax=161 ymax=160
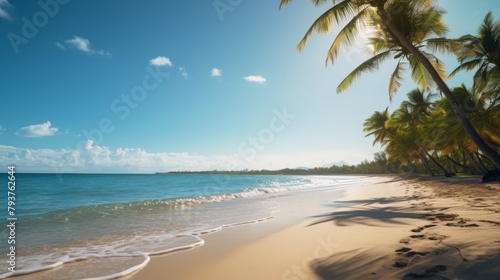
xmin=305 ymin=198 xmax=425 ymax=279
xmin=309 ymin=197 xmax=422 ymax=227
xmin=305 ymin=198 xmax=500 ymax=279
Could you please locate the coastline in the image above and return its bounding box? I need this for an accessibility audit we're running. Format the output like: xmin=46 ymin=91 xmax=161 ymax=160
xmin=126 ymin=176 xmax=500 ymax=280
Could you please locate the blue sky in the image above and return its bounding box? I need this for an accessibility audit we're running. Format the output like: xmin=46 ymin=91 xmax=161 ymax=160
xmin=0 ymin=0 xmax=498 ymax=173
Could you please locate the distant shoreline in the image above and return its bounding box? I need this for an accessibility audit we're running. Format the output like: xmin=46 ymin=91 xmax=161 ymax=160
xmin=157 ymin=168 xmax=388 ymax=176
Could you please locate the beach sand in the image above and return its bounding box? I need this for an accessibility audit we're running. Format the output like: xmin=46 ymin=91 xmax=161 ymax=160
xmin=126 ymin=176 xmax=500 ymax=280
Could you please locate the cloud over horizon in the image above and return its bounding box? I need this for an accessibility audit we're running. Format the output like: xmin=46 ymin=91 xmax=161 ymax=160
xmin=0 ymin=141 xmax=369 ymax=173
xmin=58 ymin=36 xmax=111 ymax=57
xmin=17 ymin=121 xmax=59 ymax=137
xmin=244 ymin=75 xmax=266 ymax=84
xmin=149 ymin=56 xmax=172 ymax=67
xmin=0 ymin=141 xmax=236 ymax=173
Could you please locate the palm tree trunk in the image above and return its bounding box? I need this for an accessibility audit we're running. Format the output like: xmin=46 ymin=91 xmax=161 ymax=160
xmin=475 ymin=153 xmax=489 ymax=171
xmin=462 ymin=148 xmax=486 ymax=175
xmin=423 ymin=149 xmax=451 ymax=177
xmin=446 ymin=155 xmax=474 ymax=173
xmin=374 ymin=4 xmax=500 ymax=171
xmin=446 ymin=156 xmax=458 ymax=174
xmin=462 ymin=149 xmax=467 ymax=173
xmin=419 ymin=152 xmax=435 ymax=175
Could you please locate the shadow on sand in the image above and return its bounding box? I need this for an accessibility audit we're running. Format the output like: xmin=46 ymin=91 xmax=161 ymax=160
xmin=309 ymin=197 xmax=422 ymax=227
xmin=307 ymin=196 xmax=500 ymax=280
xmin=312 ymin=243 xmax=500 ymax=280
xmin=312 ymin=248 xmax=388 ymax=280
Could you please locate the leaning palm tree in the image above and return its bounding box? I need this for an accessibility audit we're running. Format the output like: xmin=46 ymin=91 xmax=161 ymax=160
xmin=449 ymin=12 xmax=500 ymax=91
xmin=434 ymin=84 xmax=500 ymax=157
xmin=279 ymin=0 xmax=500 ymax=170
xmin=387 ymin=90 xmax=451 ymax=176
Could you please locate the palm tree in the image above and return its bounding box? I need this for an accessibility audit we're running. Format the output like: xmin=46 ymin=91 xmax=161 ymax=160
xmin=362 ymin=108 xmax=394 ymax=146
xmin=388 ymin=89 xmax=451 ymax=176
xmin=279 ymin=0 xmax=500 ymax=170
xmin=432 ymin=84 xmax=500 ymax=173
xmin=373 ymin=151 xmax=389 ymax=173
xmin=449 ymin=12 xmax=500 ymax=91
xmin=402 ymin=88 xmax=436 ymax=122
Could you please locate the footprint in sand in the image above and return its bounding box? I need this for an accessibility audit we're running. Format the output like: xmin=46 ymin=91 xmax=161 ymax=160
xmin=426 ymin=265 xmax=447 ymax=273
xmin=478 ymin=220 xmax=500 ymax=226
xmin=427 ymin=234 xmax=447 ymax=241
xmin=393 ymin=259 xmax=408 ymax=268
xmin=404 ymin=270 xmax=449 ymax=280
xmin=405 ymin=251 xmax=429 ymax=257
xmin=445 ymin=222 xmax=479 ymax=227
xmin=411 ymin=224 xmax=437 ymax=233
xmin=395 ymin=247 xmax=430 ymax=257
xmin=395 ymin=247 xmax=412 ymax=253
xmin=424 ymin=213 xmax=458 ymax=221
xmin=411 ymin=227 xmax=424 ymax=232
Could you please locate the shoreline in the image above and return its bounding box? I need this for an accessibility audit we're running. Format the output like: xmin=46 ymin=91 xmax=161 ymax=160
xmin=125 ymin=175 xmax=369 ymax=279
xmin=127 ymin=176 xmax=500 ymax=280
xmin=3 ymin=175 xmax=370 ymax=280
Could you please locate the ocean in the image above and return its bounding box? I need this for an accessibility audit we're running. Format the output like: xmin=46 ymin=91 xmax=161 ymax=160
xmin=0 ymin=173 xmax=372 ymax=279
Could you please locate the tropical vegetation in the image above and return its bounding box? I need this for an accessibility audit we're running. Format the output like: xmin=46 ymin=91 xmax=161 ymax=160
xmin=279 ymin=0 xmax=500 ymax=175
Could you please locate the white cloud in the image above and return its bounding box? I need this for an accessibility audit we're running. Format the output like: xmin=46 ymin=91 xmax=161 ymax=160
xmin=55 ymin=42 xmax=65 ymax=50
xmin=17 ymin=121 xmax=59 ymax=137
xmin=0 ymin=142 xmax=373 ymax=173
xmin=96 ymin=49 xmax=112 ymax=57
xmin=149 ymin=56 xmax=172 ymax=67
xmin=179 ymin=67 xmax=189 ymax=79
xmin=211 ymin=68 xmax=222 ymax=77
xmin=0 ymin=141 xmax=227 ymax=173
xmin=59 ymin=36 xmax=111 ymax=57
xmin=244 ymin=75 xmax=267 ymax=84
xmin=66 ymin=36 xmax=91 ymax=53
xmin=0 ymin=0 xmax=13 ymax=21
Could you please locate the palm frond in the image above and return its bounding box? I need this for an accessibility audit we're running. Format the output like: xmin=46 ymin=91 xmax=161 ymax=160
xmin=297 ymin=0 xmax=360 ymax=51
xmin=337 ymin=50 xmax=393 ymax=93
xmin=388 ymin=60 xmax=405 ymax=100
xmin=408 ymin=55 xmax=434 ymax=90
xmin=426 ymin=38 xmax=463 ymax=55
xmin=449 ymin=59 xmax=482 ymax=78
xmin=279 ymin=0 xmax=293 ymax=10
xmin=418 ymin=6 xmax=448 ymax=39
xmin=324 ymin=7 xmax=370 ymax=65
xmin=425 ymin=52 xmax=447 ymax=81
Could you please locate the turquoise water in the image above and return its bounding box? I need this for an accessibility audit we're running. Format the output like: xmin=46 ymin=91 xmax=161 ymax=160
xmin=0 ymin=173 xmax=371 ymax=279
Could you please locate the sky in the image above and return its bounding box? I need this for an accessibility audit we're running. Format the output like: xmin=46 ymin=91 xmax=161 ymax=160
xmin=0 ymin=0 xmax=499 ymax=173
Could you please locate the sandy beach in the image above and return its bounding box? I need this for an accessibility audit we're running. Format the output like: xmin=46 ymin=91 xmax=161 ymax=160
xmin=126 ymin=176 xmax=500 ymax=280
